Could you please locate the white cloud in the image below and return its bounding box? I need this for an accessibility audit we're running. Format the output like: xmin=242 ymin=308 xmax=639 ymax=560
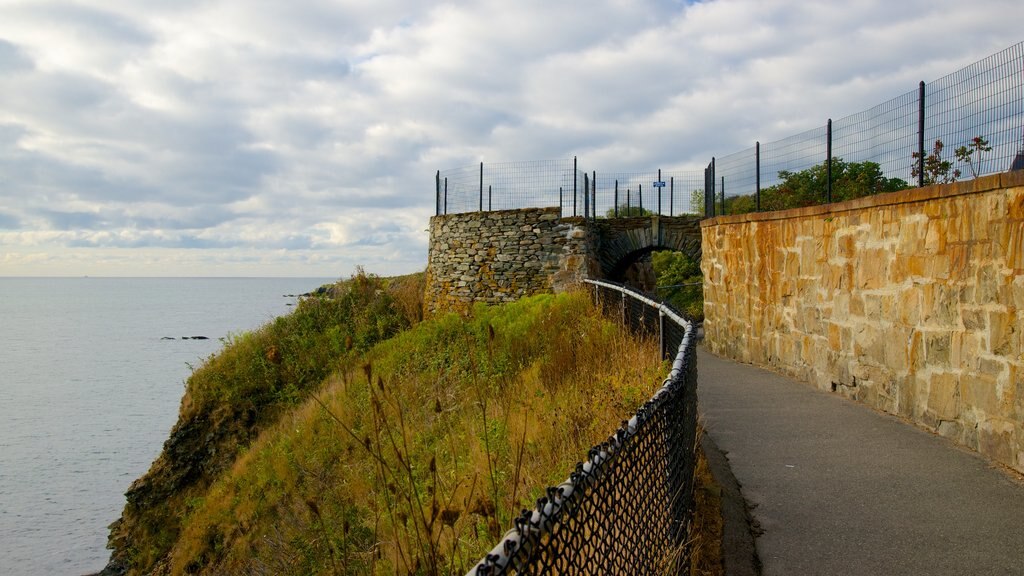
xmin=0 ymin=0 xmax=1020 ymax=276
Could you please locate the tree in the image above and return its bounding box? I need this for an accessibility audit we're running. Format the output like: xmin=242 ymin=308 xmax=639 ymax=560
xmin=690 ymin=189 xmax=705 ymax=216
xmin=652 ymin=250 xmax=704 ymax=321
xmin=955 ymin=136 xmax=992 ymax=179
xmin=605 ymin=204 xmax=654 ymax=218
xmin=912 ymin=140 xmax=959 ymax=185
xmin=761 ymin=158 xmax=908 ymax=211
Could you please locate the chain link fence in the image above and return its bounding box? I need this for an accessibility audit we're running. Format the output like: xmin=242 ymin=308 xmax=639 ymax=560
xmin=467 ymin=280 xmax=699 ymax=575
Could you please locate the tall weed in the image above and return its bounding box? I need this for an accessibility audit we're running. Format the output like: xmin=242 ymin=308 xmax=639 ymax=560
xmin=108 ymin=271 xmax=413 ymax=575
xmin=167 ymin=291 xmax=667 ymax=575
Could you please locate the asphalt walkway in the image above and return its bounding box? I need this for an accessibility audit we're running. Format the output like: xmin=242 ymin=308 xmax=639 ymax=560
xmin=697 ymin=347 xmax=1024 ymax=576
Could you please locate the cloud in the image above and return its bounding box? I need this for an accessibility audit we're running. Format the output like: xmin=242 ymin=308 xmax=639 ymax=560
xmin=0 ymin=0 xmax=1020 ymax=276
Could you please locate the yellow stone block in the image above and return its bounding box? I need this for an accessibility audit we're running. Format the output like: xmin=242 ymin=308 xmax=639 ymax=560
xmin=927 ymin=372 xmax=961 ymax=421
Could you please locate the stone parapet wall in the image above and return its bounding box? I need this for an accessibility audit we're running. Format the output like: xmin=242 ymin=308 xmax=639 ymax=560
xmin=424 ymin=208 xmax=597 ymax=314
xmin=702 ymin=172 xmax=1024 ymax=473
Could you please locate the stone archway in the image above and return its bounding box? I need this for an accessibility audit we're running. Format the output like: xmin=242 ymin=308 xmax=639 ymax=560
xmin=594 ymin=215 xmax=703 ymax=281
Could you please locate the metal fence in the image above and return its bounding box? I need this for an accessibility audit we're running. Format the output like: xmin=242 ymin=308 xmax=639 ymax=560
xmin=467 ymin=280 xmax=699 ymax=575
xmin=435 ymin=158 xmax=705 ymax=218
xmin=707 ymin=40 xmax=1024 ymax=215
xmin=436 ymin=42 xmax=1024 ymax=219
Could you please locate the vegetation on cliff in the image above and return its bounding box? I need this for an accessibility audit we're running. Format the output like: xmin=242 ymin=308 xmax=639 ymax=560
xmin=105 ymin=273 xmax=670 ymax=575
xmin=105 ymin=272 xmax=419 ymax=574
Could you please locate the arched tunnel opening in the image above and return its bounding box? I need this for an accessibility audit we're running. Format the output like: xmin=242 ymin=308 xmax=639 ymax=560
xmin=608 ymin=246 xmax=661 ymax=294
xmin=607 ymin=246 xmax=705 ymax=321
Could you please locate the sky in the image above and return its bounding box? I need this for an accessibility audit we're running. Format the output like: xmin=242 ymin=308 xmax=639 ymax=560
xmin=0 ymin=0 xmax=1020 ymax=277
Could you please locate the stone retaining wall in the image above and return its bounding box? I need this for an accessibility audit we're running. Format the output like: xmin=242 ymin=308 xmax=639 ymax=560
xmin=702 ymin=171 xmax=1024 ymax=473
xmin=424 ymin=208 xmax=597 ymax=314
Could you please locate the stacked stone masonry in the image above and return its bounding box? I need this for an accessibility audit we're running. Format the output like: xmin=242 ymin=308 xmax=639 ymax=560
xmin=701 ymin=171 xmax=1024 ymax=473
xmin=424 ymin=207 xmax=597 ymax=314
xmin=424 ymin=210 xmax=704 ymax=315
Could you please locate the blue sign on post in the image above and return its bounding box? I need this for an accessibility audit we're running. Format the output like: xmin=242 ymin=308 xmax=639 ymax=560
xmin=653 ymin=181 xmax=666 ymax=188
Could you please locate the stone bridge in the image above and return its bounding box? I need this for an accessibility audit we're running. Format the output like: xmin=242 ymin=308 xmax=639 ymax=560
xmin=424 ymin=207 xmax=702 ymax=313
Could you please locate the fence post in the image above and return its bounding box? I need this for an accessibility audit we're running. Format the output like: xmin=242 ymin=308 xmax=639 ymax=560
xmin=658 ymin=169 xmax=662 ymax=215
xmin=755 ymin=142 xmax=761 ymax=212
xmin=444 ymin=178 xmax=448 ymax=215
xmin=573 ymin=156 xmax=578 ymax=217
xmin=435 ymin=170 xmax=440 ymax=216
xmin=592 ymin=171 xmax=597 ymax=221
xmin=584 ymin=172 xmax=590 ymax=219
xmin=479 ymin=162 xmax=483 ymax=212
xmin=621 ymin=292 xmax=627 ymax=328
xmin=489 ymin=185 xmax=492 ymax=211
xmin=614 ymin=180 xmax=619 ymax=217
xmin=627 ymin=188 xmax=631 ymax=215
xmin=560 ymin=186 xmax=563 ymax=215
xmin=918 ymin=81 xmax=925 ymax=187
xmin=670 ymin=176 xmax=674 ymax=217
xmin=826 ymin=119 xmax=833 ymax=203
xmin=705 ymin=158 xmax=716 ymax=218
xmin=639 ymin=184 xmax=644 ymax=214
xmin=659 ymin=311 xmax=666 ymax=360
xmin=720 ymin=176 xmax=725 ymax=215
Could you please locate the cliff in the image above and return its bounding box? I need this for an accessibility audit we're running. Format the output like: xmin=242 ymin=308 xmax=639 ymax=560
xmin=100 ymin=275 xmax=667 ymax=575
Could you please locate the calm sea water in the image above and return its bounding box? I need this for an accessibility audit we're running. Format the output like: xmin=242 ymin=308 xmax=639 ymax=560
xmin=0 ymin=277 xmax=334 ymax=575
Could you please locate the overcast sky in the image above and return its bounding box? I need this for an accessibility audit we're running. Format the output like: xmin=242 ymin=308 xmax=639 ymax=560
xmin=0 ymin=0 xmax=1019 ymax=277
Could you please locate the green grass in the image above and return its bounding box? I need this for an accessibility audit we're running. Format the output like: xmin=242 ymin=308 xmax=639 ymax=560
xmin=155 ymin=290 xmax=667 ymax=575
xmin=107 ymin=271 xmax=417 ymax=574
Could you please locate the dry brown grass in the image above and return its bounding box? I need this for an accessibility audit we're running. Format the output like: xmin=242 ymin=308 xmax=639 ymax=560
xmin=688 ymin=440 xmax=725 ymax=576
xmin=164 ymin=291 xmax=670 ymax=575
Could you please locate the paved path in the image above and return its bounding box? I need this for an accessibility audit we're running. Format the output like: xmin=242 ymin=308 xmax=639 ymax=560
xmin=697 ymin=347 xmax=1024 ymax=576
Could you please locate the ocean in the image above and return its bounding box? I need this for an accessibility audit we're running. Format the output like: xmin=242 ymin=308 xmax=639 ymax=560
xmin=0 ymin=277 xmax=335 ymax=575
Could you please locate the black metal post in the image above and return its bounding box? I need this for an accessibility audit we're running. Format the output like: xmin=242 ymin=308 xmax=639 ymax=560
xmin=444 ymin=177 xmax=448 ymax=215
xmin=639 ymin=184 xmax=644 ymax=213
xmin=827 ymin=118 xmax=833 ymax=203
xmin=435 ymin=170 xmax=440 ymax=216
xmin=670 ymin=176 xmax=674 ymax=217
xmin=709 ymin=158 xmax=716 ymax=217
xmin=621 ymin=292 xmax=627 ymax=328
xmin=592 ymin=171 xmax=596 ymax=221
xmin=657 ymin=169 xmax=662 ymax=215
xmin=479 ymin=162 xmax=483 ymax=212
xmin=755 ymin=142 xmax=761 ymax=212
xmin=659 ymin=311 xmax=666 ymax=360
xmin=720 ymin=176 xmax=725 ymax=215
xmin=573 ymin=156 xmax=578 ymax=217
xmin=704 ymin=165 xmax=711 ymax=217
xmin=584 ymin=172 xmax=590 ymax=219
xmin=918 ymin=81 xmax=926 ymax=187
xmin=488 ymin=185 xmax=492 ymax=211
xmin=627 ymin=188 xmax=631 ymax=215
xmin=614 ymin=180 xmax=619 ymax=217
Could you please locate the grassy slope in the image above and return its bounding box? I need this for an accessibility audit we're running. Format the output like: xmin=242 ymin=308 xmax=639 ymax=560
xmin=106 ymin=273 xmax=416 ymax=575
xmin=110 ymin=276 xmax=671 ymax=575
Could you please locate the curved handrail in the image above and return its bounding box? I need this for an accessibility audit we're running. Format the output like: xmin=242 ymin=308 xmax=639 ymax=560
xmin=466 ymin=279 xmax=698 ymax=575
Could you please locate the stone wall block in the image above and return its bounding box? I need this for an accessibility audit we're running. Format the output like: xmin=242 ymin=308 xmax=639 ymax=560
xmin=701 ymin=179 xmax=1024 ymax=474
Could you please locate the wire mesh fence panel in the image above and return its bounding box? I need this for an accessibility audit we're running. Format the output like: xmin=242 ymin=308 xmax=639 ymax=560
xmin=467 ymin=281 xmax=699 ymax=575
xmin=590 ymin=170 xmax=707 ymax=218
xmin=715 ymin=146 xmax=758 ymax=211
xmin=925 ymin=42 xmax=1024 ymax=179
xmin=437 ymin=159 xmax=577 ymax=216
xmin=436 ymin=44 xmax=1022 ymax=219
xmin=833 ymin=88 xmax=920 ymax=185
xmin=760 ymin=125 xmax=829 ymax=190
